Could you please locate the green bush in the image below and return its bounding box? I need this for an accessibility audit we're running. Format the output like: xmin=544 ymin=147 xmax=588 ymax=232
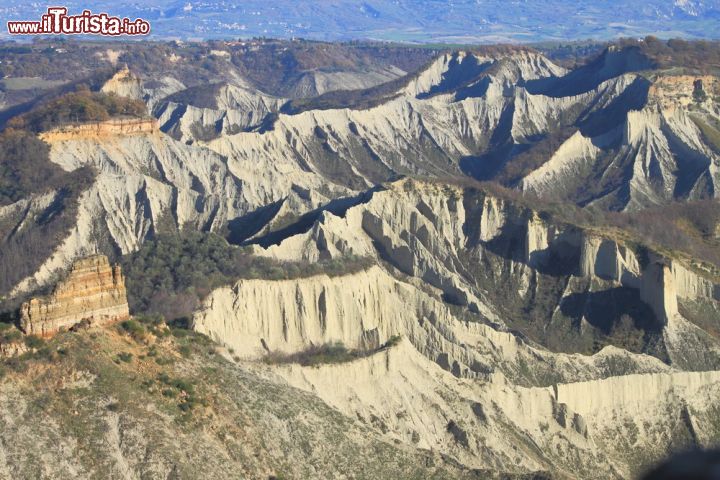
xmin=162 ymin=388 xmax=177 ymax=398
xmin=33 ymin=347 xmax=56 ymax=361
xmin=170 ymin=379 xmax=195 ymax=394
xmin=120 ymin=320 xmax=147 ymax=341
xmin=265 ymin=342 xmax=371 ymax=367
xmin=116 ymin=352 xmax=133 ymax=363
xmin=136 ymin=314 xmax=165 ymax=326
xmin=0 ymin=324 xmax=22 ymax=344
xmin=135 ymin=313 xmax=170 ymax=337
xmin=23 ymin=335 xmax=44 ymax=349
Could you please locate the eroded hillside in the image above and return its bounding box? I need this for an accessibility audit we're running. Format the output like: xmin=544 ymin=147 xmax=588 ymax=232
xmin=0 ymin=322 xmax=480 ymax=479
xmin=1 ymin=39 xmax=720 ymax=479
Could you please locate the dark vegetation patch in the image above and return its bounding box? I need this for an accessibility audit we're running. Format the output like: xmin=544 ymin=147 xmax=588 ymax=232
xmin=263 ymin=336 xmax=401 ymax=367
xmin=0 ymin=131 xmax=95 ymax=301
xmin=625 ymin=36 xmax=720 ymax=74
xmin=230 ymin=40 xmax=439 ymax=97
xmin=452 ymin=178 xmax=720 ymax=271
xmin=0 ymin=322 xmax=22 ymax=344
xmin=7 ymin=85 xmax=147 ymax=133
xmin=0 ymin=130 xmax=89 ymax=205
xmin=494 ymin=127 xmax=578 ymax=186
xmin=161 ymin=83 xmax=223 ymax=110
xmin=279 ymin=74 xmax=411 ymax=114
xmin=534 ymin=40 xmax=608 ymax=69
xmin=536 ymin=37 xmax=720 ymax=76
xmin=122 ymin=231 xmax=374 ymax=324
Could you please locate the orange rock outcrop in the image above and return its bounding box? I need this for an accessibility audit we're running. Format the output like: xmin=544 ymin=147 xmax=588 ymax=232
xmin=649 ymin=75 xmax=720 ymax=111
xmin=38 ymin=118 xmax=158 ymax=142
xmin=20 ymin=255 xmax=130 ymax=337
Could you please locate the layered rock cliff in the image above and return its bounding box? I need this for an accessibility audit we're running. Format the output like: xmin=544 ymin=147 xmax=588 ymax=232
xmin=38 ymin=118 xmax=158 ymax=142
xmin=20 ymin=255 xmax=129 ymax=337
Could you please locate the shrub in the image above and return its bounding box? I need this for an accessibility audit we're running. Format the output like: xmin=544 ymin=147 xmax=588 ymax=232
xmin=120 ymin=320 xmax=147 ymax=342
xmin=264 ymin=342 xmax=376 ymax=367
xmin=23 ymin=335 xmax=44 ymax=349
xmin=5 ymin=356 xmax=28 ymax=373
xmin=136 ymin=313 xmax=165 ymax=326
xmin=0 ymin=324 xmax=22 ymax=344
xmin=33 ymin=347 xmax=56 ymax=361
xmin=136 ymin=313 xmax=169 ymax=337
xmin=117 ymin=352 xmax=133 ymax=363
xmin=170 ymin=379 xmax=195 ymax=394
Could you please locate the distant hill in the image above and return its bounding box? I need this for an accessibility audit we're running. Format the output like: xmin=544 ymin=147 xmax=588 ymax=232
xmin=1 ymin=0 xmax=720 ymax=42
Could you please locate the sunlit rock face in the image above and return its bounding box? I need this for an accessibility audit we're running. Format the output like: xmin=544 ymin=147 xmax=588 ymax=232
xmin=20 ymin=255 xmax=129 ymax=337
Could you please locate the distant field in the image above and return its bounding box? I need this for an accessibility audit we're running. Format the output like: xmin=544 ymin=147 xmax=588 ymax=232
xmin=1 ymin=77 xmax=65 ymax=91
xmin=0 ymin=1 xmax=719 ymax=42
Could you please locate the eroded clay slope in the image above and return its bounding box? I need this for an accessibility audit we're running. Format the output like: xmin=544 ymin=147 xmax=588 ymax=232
xmin=192 ymin=177 xmax=720 ymax=477
xmin=194 ymin=263 xmax=720 ymax=478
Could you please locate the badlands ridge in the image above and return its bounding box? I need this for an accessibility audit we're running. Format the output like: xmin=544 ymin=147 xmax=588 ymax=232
xmin=0 ymin=44 xmax=719 ymax=478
